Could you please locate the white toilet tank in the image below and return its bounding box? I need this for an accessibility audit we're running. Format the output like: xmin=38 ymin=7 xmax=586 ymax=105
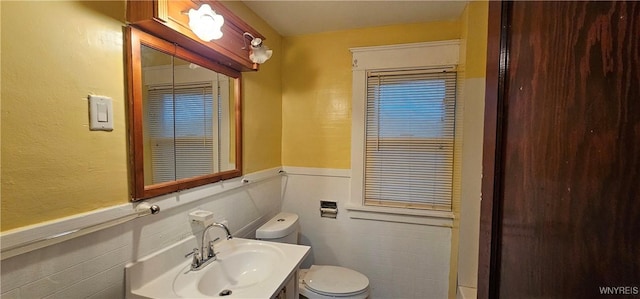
xmin=256 ymin=212 xmax=300 ymax=244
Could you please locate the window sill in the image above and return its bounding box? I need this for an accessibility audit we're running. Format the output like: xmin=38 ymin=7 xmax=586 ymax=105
xmin=345 ymin=204 xmax=454 ymax=227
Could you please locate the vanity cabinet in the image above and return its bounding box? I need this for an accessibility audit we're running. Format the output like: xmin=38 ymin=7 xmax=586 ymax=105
xmin=273 ymin=269 xmax=299 ymax=299
xmin=127 ymin=0 xmax=265 ymax=72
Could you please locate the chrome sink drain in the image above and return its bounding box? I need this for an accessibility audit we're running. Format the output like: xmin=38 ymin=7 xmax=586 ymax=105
xmin=219 ymin=289 xmax=232 ymax=296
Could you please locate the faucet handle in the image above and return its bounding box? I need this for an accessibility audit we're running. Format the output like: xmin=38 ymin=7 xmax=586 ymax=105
xmin=185 ymin=248 xmax=198 ymax=258
xmin=186 ymin=248 xmax=201 ymax=268
xmin=207 ymin=237 xmax=221 ymax=258
xmin=207 ymin=240 xmax=216 ymax=258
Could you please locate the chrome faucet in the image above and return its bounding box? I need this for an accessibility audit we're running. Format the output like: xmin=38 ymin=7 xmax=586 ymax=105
xmin=186 ymin=222 xmax=233 ymax=271
xmin=209 ymin=222 xmax=233 ymax=241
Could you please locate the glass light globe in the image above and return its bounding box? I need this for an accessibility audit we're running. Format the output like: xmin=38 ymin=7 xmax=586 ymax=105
xmin=188 ymin=4 xmax=224 ymax=42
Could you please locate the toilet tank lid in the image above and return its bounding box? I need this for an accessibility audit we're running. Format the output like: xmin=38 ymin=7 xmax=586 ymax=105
xmin=256 ymin=212 xmax=299 ymax=239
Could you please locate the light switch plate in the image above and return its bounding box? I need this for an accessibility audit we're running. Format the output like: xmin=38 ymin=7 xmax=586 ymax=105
xmin=88 ymin=95 xmax=113 ymax=131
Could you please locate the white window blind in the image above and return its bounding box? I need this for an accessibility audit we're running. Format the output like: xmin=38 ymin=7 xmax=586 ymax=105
xmin=147 ymin=83 xmax=219 ymax=184
xmin=364 ymin=69 xmax=456 ymax=211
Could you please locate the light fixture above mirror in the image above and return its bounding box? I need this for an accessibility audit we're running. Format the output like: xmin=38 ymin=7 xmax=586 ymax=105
xmin=243 ymin=32 xmax=273 ymax=64
xmin=188 ymin=4 xmax=224 ymax=42
xmin=127 ymin=0 xmax=267 ymax=71
xmin=185 ymin=4 xmax=273 ymax=65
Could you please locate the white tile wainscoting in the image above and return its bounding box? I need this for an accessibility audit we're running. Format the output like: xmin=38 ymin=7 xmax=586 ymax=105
xmin=281 ymin=167 xmax=452 ymax=299
xmin=2 ymin=166 xmax=454 ymax=299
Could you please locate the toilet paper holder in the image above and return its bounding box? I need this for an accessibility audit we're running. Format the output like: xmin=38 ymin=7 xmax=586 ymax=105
xmin=320 ymin=201 xmax=338 ymax=218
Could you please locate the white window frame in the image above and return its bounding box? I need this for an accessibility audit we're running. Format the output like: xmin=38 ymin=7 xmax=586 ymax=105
xmin=347 ymin=41 xmax=459 ymax=226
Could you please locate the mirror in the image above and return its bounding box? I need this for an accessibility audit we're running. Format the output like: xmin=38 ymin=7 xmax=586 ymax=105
xmin=126 ymin=27 xmax=242 ymax=200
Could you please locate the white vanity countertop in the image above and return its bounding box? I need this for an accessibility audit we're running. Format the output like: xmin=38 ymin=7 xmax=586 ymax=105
xmin=126 ymin=236 xmax=310 ymax=298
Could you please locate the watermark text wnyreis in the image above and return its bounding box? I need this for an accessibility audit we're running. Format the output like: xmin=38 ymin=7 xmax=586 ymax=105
xmin=599 ymin=286 xmax=639 ymax=296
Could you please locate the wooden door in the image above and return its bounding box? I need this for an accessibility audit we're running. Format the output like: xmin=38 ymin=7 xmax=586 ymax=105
xmin=479 ymin=1 xmax=640 ymax=298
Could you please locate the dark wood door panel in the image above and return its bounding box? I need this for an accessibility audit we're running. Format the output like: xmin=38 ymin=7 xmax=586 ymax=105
xmin=489 ymin=1 xmax=640 ymax=298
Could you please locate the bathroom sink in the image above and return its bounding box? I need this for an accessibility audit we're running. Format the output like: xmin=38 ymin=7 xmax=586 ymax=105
xmin=197 ymin=248 xmax=278 ymax=294
xmin=126 ymin=237 xmax=310 ymax=298
xmin=175 ymin=240 xmax=285 ymax=297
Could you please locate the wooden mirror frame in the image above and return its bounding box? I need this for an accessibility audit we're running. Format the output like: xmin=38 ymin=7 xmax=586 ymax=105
xmin=125 ymin=26 xmax=243 ymax=200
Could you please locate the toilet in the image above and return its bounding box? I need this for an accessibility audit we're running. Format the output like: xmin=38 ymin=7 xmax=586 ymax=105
xmin=256 ymin=212 xmax=370 ymax=299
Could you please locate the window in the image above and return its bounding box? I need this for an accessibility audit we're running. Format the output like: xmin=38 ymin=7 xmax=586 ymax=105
xmin=365 ymin=70 xmax=456 ymax=211
xmin=147 ymin=83 xmax=219 ymax=184
xmin=349 ymin=41 xmax=460 ymax=223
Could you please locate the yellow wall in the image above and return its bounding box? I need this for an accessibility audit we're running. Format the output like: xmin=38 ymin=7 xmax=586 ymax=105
xmin=0 ymin=1 xmax=282 ymax=231
xmin=464 ymin=1 xmax=489 ymax=79
xmin=281 ymin=21 xmax=461 ymax=169
xmin=0 ymin=0 xmax=482 ymax=234
xmin=222 ymin=1 xmax=283 ymax=174
xmin=1 ymin=1 xmax=129 ymax=230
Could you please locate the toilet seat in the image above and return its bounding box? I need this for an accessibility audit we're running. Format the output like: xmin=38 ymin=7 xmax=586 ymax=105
xmin=301 ymin=265 xmax=369 ymax=298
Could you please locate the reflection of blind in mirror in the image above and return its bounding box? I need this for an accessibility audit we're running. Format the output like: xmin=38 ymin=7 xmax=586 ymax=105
xmin=147 ymin=82 xmax=219 ymax=183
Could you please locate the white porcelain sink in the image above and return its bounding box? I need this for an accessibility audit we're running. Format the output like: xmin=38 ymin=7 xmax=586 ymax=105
xmin=174 ymin=240 xmax=286 ymax=297
xmin=126 ymin=237 xmax=310 ymax=298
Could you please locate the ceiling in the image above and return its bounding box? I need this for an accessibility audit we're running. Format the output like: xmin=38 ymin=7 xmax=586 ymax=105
xmin=241 ymin=1 xmax=469 ymax=37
